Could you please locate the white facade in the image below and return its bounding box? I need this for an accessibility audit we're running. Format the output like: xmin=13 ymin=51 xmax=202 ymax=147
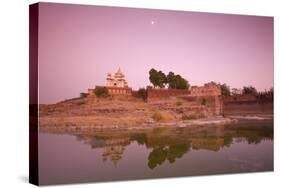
xmin=106 ymin=68 xmax=128 ymax=88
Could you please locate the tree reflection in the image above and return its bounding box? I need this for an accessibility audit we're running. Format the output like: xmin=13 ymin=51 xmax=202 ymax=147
xmin=148 ymin=143 xmax=190 ymax=169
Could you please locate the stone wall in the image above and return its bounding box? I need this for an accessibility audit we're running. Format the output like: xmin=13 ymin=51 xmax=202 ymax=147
xmin=223 ymin=94 xmax=257 ymax=102
xmin=106 ymin=87 xmax=132 ymax=96
xmin=190 ymin=83 xmax=221 ymax=97
xmin=146 ymin=88 xmax=190 ymax=101
xmin=223 ymin=93 xmax=273 ymax=115
xmin=223 ymin=101 xmax=273 ymax=116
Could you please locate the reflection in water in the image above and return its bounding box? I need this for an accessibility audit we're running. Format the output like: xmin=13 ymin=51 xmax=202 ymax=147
xmin=39 ymin=119 xmax=273 ymax=185
xmin=71 ymin=119 xmax=273 ymax=169
xmin=148 ymin=144 xmax=190 ymax=169
xmin=101 ymin=138 xmax=130 ymax=164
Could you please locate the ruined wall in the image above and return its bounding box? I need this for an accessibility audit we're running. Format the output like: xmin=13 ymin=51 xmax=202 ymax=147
xmin=190 ymin=83 xmax=221 ymax=97
xmin=222 ymin=93 xmax=273 ymax=116
xmin=223 ymin=101 xmax=273 ymax=116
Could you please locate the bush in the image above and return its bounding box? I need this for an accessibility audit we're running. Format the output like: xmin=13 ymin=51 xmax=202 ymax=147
xmin=137 ymin=88 xmax=147 ymax=100
xmin=182 ymin=114 xmax=197 ymax=120
xmin=151 ymin=111 xmax=174 ymax=122
xmin=152 ymin=112 xmax=164 ymax=122
xmin=182 ymin=113 xmax=206 ymax=120
xmin=80 ymin=93 xmax=88 ymax=98
xmin=94 ymin=86 xmax=109 ymax=97
xmin=175 ymin=101 xmax=182 ymax=106
xmin=198 ymin=113 xmax=206 ymax=118
xmin=201 ymin=98 xmax=207 ymax=105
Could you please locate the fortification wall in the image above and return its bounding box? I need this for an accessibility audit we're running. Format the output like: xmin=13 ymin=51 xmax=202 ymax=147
xmin=222 ymin=93 xmax=273 ymax=116
xmin=146 ymin=88 xmax=190 ymax=101
xmin=223 ymin=101 xmax=273 ymax=116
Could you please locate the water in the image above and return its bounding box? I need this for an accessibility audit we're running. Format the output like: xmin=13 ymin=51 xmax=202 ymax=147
xmin=38 ymin=119 xmax=273 ymax=185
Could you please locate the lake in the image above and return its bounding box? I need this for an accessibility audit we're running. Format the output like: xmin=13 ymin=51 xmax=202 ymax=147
xmin=38 ymin=119 xmax=273 ymax=185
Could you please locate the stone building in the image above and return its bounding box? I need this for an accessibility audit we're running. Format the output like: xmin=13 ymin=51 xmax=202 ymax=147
xmin=106 ymin=68 xmax=132 ymax=95
xmin=106 ymin=68 xmax=128 ymax=88
xmin=87 ymin=68 xmax=132 ymax=97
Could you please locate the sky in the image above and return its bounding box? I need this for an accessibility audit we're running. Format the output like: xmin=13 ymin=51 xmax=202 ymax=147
xmin=38 ymin=3 xmax=274 ymax=104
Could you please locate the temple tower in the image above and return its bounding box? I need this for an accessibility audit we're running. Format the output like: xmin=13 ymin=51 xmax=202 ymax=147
xmin=106 ymin=68 xmax=128 ymax=88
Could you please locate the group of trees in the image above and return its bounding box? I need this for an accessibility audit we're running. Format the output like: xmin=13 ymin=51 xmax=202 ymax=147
xmin=242 ymin=86 xmax=257 ymax=95
xmin=209 ymin=82 xmax=259 ymax=96
xmin=221 ymin=84 xmax=261 ymax=96
xmin=149 ymin=68 xmax=190 ymax=89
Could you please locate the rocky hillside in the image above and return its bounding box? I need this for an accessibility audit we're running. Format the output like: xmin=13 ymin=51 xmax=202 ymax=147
xmin=39 ymin=95 xmax=222 ymax=130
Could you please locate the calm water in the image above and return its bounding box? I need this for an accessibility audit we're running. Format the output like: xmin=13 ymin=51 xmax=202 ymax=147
xmin=39 ymin=119 xmax=273 ymax=185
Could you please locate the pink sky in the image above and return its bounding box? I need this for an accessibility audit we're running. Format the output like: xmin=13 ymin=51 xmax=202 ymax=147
xmin=38 ymin=3 xmax=273 ymax=104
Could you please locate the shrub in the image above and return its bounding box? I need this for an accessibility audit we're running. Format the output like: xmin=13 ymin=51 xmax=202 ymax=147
xmin=152 ymin=112 xmax=164 ymax=122
xmin=197 ymin=113 xmax=206 ymax=119
xmin=80 ymin=93 xmax=88 ymax=98
xmin=94 ymin=86 xmax=109 ymax=97
xmin=137 ymin=88 xmax=147 ymax=100
xmin=175 ymin=101 xmax=182 ymax=106
xmin=75 ymin=100 xmax=86 ymax=105
xmin=182 ymin=114 xmax=197 ymax=120
xmin=201 ymin=98 xmax=207 ymax=105
xmin=151 ymin=111 xmax=174 ymax=122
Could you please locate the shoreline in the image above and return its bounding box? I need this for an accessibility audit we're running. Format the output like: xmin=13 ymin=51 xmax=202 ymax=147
xmin=39 ymin=115 xmax=273 ymax=133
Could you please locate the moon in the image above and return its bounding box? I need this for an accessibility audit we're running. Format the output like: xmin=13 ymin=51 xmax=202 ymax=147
xmin=151 ymin=20 xmax=155 ymax=25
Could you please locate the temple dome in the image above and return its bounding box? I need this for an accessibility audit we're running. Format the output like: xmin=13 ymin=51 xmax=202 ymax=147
xmin=106 ymin=68 xmax=128 ymax=88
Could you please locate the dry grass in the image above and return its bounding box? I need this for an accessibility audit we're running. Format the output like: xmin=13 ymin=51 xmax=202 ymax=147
xmin=175 ymin=101 xmax=182 ymax=106
xmin=182 ymin=113 xmax=206 ymax=120
xmin=151 ymin=111 xmax=175 ymax=122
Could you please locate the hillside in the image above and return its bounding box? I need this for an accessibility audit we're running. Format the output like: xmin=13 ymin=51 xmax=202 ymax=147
xmin=39 ymin=95 xmax=225 ymax=131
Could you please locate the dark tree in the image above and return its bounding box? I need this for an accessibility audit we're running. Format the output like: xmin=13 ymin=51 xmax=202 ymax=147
xmin=137 ymin=88 xmax=147 ymax=100
xmin=175 ymin=75 xmax=189 ymax=89
xmin=167 ymin=73 xmax=189 ymax=89
xmin=149 ymin=69 xmax=167 ymax=88
xmin=242 ymin=86 xmax=257 ymax=95
xmin=158 ymin=71 xmax=167 ymax=88
xmin=220 ymin=83 xmax=231 ymax=96
xmin=149 ymin=68 xmax=159 ymax=88
xmin=167 ymin=72 xmax=177 ymax=88
xmin=94 ymin=86 xmax=109 ymax=97
xmin=149 ymin=69 xmax=189 ymax=89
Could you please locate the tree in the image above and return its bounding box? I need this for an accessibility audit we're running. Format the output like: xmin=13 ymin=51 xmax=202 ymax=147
xmin=167 ymin=72 xmax=177 ymax=88
xmin=175 ymin=75 xmax=189 ymax=89
xmin=220 ymin=83 xmax=231 ymax=96
xmin=137 ymin=88 xmax=147 ymax=100
xmin=149 ymin=69 xmax=189 ymax=89
xmin=167 ymin=72 xmax=189 ymax=89
xmin=149 ymin=68 xmax=159 ymax=88
xmin=158 ymin=71 xmax=167 ymax=88
xmin=149 ymin=69 xmax=167 ymax=88
xmin=94 ymin=86 xmax=109 ymax=97
xmin=242 ymin=86 xmax=257 ymax=95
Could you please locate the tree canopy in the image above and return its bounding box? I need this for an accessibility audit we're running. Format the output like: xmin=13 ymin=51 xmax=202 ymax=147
xmin=149 ymin=69 xmax=189 ymax=89
xmin=149 ymin=69 xmax=167 ymax=88
xmin=94 ymin=86 xmax=109 ymax=97
xmin=220 ymin=83 xmax=231 ymax=96
xmin=242 ymin=86 xmax=257 ymax=95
